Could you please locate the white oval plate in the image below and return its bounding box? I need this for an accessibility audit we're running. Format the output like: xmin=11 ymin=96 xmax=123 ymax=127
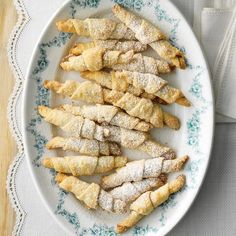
xmin=22 ymin=0 xmax=214 ymax=235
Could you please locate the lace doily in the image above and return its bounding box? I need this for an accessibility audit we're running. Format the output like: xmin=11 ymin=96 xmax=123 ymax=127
xmin=6 ymin=0 xmax=30 ymax=235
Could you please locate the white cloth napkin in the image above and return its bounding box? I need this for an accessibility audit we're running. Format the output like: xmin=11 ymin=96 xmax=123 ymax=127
xmin=6 ymin=0 xmax=236 ymax=235
xmin=213 ymin=7 xmax=236 ymax=120
xmin=196 ymin=0 xmax=236 ymax=122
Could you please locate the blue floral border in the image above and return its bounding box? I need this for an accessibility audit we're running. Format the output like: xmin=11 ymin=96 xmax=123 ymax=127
xmin=154 ymin=1 xmax=211 ymax=189
xmin=27 ymin=32 xmax=72 ymax=167
xmin=26 ymin=0 xmax=213 ymax=235
xmin=69 ymin=0 xmax=101 ymax=18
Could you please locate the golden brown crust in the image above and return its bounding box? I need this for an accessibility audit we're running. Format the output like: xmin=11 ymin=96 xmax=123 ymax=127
xmin=163 ymin=112 xmax=180 ymax=130
xmin=70 ymin=40 xmax=147 ymax=55
xmin=116 ymin=211 xmax=142 ymax=233
xmin=60 ymin=104 xmax=152 ymax=132
xmin=81 ymin=70 xmax=191 ymax=107
xmin=116 ymin=175 xmax=186 ymax=233
xmin=39 ymin=105 xmax=175 ymax=159
xmin=56 ymin=18 xmax=136 ymax=40
xmin=112 ymin=53 xmax=173 ymax=74
xmin=109 ymin=174 xmax=167 ymax=203
xmin=150 ymin=40 xmax=186 ymax=69
xmin=101 ymin=156 xmax=188 ymax=189
xmin=56 ymin=173 xmax=127 ymax=213
xmin=43 ymin=155 xmax=128 ymax=176
xmin=56 ymin=19 xmax=77 ymax=33
xmin=69 ymin=42 xmax=95 ymax=55
xmin=41 ymin=104 xmax=176 ymax=160
xmin=112 ymin=4 xmax=186 ymax=69
xmin=46 ymin=136 xmax=121 ymax=156
xmin=38 ymin=105 xmax=110 ymax=141
xmin=60 ymin=47 xmax=134 ymax=72
xmin=44 ymin=80 xmax=180 ymax=130
xmin=103 ymin=89 xmax=180 ymax=129
xmin=175 ymin=97 xmax=191 ymax=107
xmin=100 ymin=125 xmax=175 ymax=159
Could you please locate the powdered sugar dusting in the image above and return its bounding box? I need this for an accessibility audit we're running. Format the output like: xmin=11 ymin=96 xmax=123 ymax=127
xmin=95 ymin=40 xmax=147 ymax=52
xmin=109 ymin=177 xmax=162 ymax=203
xmin=102 ymin=157 xmax=186 ymax=189
xmin=112 ymin=53 xmax=171 ymax=75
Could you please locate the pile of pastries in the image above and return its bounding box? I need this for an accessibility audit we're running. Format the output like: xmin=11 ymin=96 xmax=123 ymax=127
xmin=39 ymin=4 xmax=190 ymax=233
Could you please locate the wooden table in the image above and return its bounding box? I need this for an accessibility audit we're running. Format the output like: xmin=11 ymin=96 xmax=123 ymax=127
xmin=0 ymin=0 xmax=18 ymax=234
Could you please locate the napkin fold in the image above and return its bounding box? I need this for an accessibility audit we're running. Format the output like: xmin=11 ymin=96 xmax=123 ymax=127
xmin=213 ymin=7 xmax=236 ymax=120
xmin=201 ymin=7 xmax=236 ymax=122
xmin=195 ymin=0 xmax=236 ymax=122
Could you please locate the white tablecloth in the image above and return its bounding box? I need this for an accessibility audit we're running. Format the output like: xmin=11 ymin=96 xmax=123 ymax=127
xmin=7 ymin=0 xmax=236 ymax=235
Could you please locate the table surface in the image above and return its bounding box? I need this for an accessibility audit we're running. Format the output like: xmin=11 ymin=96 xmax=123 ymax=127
xmin=0 ymin=0 xmax=17 ymax=234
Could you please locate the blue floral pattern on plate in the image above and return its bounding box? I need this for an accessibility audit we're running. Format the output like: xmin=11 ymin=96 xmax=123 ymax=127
xmin=70 ymin=0 xmax=101 ymax=18
xmin=25 ymin=0 xmax=213 ymax=235
xmin=111 ymin=0 xmax=144 ymax=10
